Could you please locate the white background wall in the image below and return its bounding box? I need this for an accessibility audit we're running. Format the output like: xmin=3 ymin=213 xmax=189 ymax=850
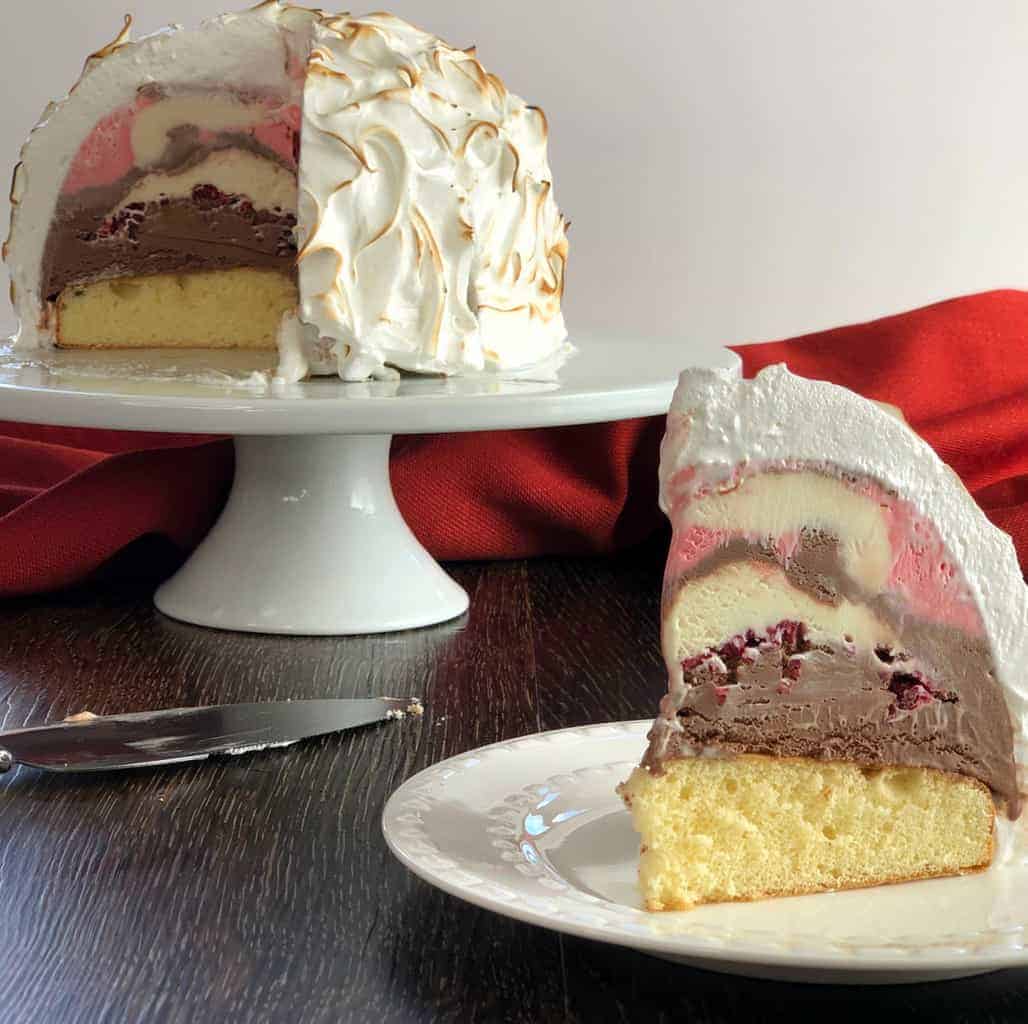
xmin=3 ymin=1 xmax=1026 ymax=344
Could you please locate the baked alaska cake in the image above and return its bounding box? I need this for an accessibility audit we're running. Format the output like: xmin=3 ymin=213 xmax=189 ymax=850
xmin=4 ymin=3 xmax=569 ymax=381
xmin=619 ymin=364 xmax=1028 ymax=911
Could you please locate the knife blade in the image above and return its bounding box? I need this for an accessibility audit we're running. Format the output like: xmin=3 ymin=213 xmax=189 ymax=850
xmin=0 ymin=698 xmax=420 ymax=773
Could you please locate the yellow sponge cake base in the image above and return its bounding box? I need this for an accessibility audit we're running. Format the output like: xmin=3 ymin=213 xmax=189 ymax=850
xmin=56 ymin=268 xmax=296 ymax=349
xmin=618 ymin=755 xmax=994 ymax=911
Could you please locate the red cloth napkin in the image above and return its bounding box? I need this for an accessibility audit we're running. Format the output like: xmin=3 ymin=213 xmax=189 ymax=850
xmin=1 ymin=288 xmax=1026 ymax=597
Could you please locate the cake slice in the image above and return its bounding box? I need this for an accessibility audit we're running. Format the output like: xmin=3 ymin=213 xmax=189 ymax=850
xmin=5 ymin=4 xmax=570 ymax=381
xmin=618 ymin=364 xmax=1027 ymax=911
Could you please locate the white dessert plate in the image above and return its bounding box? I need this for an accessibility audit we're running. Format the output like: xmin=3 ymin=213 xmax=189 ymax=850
xmin=383 ymin=720 xmax=1028 ymax=985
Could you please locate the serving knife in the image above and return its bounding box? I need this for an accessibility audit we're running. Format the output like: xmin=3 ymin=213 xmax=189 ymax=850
xmin=0 ymin=698 xmax=420 ymax=774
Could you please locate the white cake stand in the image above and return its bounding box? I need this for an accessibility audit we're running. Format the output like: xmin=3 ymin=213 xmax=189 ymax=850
xmin=0 ymin=333 xmax=738 ymax=635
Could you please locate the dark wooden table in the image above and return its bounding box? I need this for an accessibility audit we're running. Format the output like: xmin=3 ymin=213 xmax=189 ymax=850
xmin=1 ymin=540 xmax=1026 ymax=1023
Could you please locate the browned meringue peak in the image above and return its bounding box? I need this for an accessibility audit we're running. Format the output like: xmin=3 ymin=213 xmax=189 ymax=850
xmin=294 ymin=11 xmax=569 ymax=380
xmin=82 ymin=13 xmax=134 ymax=74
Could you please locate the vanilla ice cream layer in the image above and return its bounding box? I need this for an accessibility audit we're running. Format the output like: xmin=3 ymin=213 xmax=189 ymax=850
xmin=129 ymin=95 xmax=295 ymax=170
xmin=662 ymin=559 xmax=896 ymax=678
xmin=113 ymin=150 xmax=297 ymax=215
xmin=682 ymin=472 xmax=893 ymax=593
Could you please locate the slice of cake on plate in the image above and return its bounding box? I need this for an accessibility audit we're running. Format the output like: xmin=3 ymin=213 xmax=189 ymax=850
xmin=5 ymin=3 xmax=569 ymax=381
xmin=619 ymin=364 xmax=1027 ymax=911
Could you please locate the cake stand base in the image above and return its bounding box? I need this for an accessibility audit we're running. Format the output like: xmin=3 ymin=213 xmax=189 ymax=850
xmin=154 ymin=434 xmax=469 ymax=635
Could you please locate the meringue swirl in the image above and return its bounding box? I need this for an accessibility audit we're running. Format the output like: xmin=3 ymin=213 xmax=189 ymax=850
xmin=294 ymin=13 xmax=569 ymax=380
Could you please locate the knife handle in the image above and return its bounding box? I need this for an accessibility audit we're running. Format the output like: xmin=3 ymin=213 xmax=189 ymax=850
xmin=0 ymin=748 xmax=13 ymax=773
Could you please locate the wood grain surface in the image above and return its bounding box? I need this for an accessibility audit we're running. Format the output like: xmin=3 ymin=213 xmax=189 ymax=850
xmin=1 ymin=542 xmax=1026 ymax=1023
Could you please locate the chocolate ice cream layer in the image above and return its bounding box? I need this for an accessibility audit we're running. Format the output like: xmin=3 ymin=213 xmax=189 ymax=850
xmin=44 ymin=191 xmax=296 ymax=299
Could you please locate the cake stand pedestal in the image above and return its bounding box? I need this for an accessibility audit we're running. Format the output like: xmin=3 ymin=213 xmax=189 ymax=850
xmin=155 ymin=434 xmax=469 ymax=633
xmin=0 ymin=332 xmax=738 ymax=635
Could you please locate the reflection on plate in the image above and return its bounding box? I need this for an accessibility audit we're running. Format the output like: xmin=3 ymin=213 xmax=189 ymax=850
xmin=383 ymin=721 xmax=1028 ymax=985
